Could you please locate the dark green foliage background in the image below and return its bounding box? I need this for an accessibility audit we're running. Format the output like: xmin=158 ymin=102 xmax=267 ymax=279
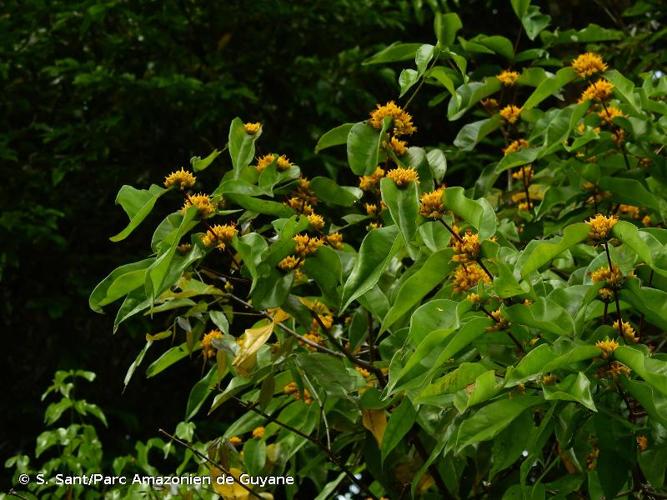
xmin=1 ymin=0 xmax=663 ymax=487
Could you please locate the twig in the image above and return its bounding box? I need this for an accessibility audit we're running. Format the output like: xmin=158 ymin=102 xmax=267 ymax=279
xmin=235 ymin=399 xmax=378 ymax=500
xmin=158 ymin=428 xmax=263 ymax=499
xmin=603 ymin=241 xmax=623 ymax=329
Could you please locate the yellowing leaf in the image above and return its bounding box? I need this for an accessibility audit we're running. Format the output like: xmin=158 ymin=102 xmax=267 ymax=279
xmin=362 ymin=409 xmax=387 ymax=446
xmin=268 ymin=307 xmax=290 ymax=324
xmin=211 ymin=467 xmax=249 ymax=499
xmin=232 ymin=321 xmax=274 ymax=376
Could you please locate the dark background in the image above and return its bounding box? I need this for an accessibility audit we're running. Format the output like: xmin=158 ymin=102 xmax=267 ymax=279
xmin=1 ymin=0 xmax=659 ymax=485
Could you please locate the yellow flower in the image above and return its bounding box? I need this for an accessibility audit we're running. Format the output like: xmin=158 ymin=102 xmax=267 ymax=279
xmin=283 ymin=382 xmax=299 ymax=395
xmin=598 ymin=287 xmax=614 ymax=302
xmin=367 ymin=222 xmax=382 ymax=230
xmin=452 ymin=263 xmax=491 ymax=293
xmin=642 ymin=215 xmax=652 ymax=226
xmin=355 ymin=367 xmax=371 ymax=378
xmin=613 ymin=319 xmax=639 ymax=343
xmin=595 ymin=337 xmax=619 ymax=359
xmin=452 ymin=231 xmax=481 ymax=263
xmin=590 ymin=265 xmax=623 ymax=287
xmin=481 ymin=98 xmax=499 ymax=111
xmin=618 ymin=204 xmax=640 ymax=219
xmin=276 ymin=154 xmax=292 ymax=171
xmin=182 ymin=193 xmax=216 ymax=217
xmin=201 ymin=223 xmax=238 ymax=250
xmin=286 ymin=196 xmax=314 ymax=215
xmin=541 ymin=374 xmax=557 ymax=385
xmin=606 ymin=361 xmax=631 ymax=378
xmin=164 ymin=168 xmax=196 ymax=190
xmin=359 ymin=167 xmax=385 ymax=191
xmin=252 ymin=426 xmax=265 ymax=439
xmin=571 ymin=52 xmax=608 ymax=78
xmin=419 ymin=188 xmax=445 ymax=218
xmin=244 ymin=122 xmax=261 ymax=135
xmin=386 ymin=167 xmax=419 ymax=187
xmin=598 ymin=106 xmax=625 ymax=125
xmin=278 ymin=255 xmax=300 ymax=271
xmin=293 ymin=234 xmax=323 ymax=256
xmin=497 ymin=70 xmax=520 ymax=86
xmin=388 ymin=136 xmax=408 ymax=156
xmin=369 ymin=101 xmax=417 ymax=136
xmin=466 ymin=293 xmax=481 ymax=303
xmin=637 ymin=435 xmax=648 ymax=452
xmin=229 ymin=436 xmax=243 ymax=447
xmin=500 ymin=105 xmax=522 ymax=124
xmin=512 ymin=165 xmax=534 ymax=183
xmin=586 ymin=213 xmax=618 ymax=240
xmin=307 ymin=213 xmax=325 ymax=231
xmin=202 ymin=329 xmax=223 ymax=359
xmin=325 ymin=232 xmax=344 ymax=249
xmin=503 ymin=139 xmax=529 ymax=156
xmin=365 ymin=203 xmax=379 ymax=216
xmin=256 ymin=153 xmax=277 ymax=172
xmin=579 ymin=79 xmax=614 ymax=103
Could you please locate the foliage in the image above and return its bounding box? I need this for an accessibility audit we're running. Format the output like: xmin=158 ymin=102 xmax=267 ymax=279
xmin=88 ymin=2 xmax=667 ymax=498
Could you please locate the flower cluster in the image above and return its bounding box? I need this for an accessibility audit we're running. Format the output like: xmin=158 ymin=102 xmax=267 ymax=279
xmin=586 ymin=213 xmax=618 ymax=240
xmin=182 ymin=193 xmax=216 ymax=217
xmin=369 ymin=101 xmax=416 ymax=136
xmin=256 ymin=153 xmax=293 ymax=172
xmin=244 ymin=122 xmax=261 ymax=134
xmin=503 ymin=138 xmax=529 ymax=156
xmin=512 ymin=165 xmax=533 ymax=184
xmin=500 ymin=105 xmax=521 ymax=124
xmin=613 ymin=319 xmax=638 ymax=343
xmin=283 ymin=382 xmax=313 ymax=405
xmin=164 ymin=168 xmax=196 ymax=190
xmin=202 ymin=329 xmax=223 ymax=359
xmin=293 ymin=234 xmax=324 ymax=257
xmin=578 ymin=79 xmax=614 ymax=103
xmin=452 ymin=262 xmax=491 ymax=293
xmin=419 ymin=188 xmax=445 ymax=218
xmin=202 ymin=223 xmax=238 ymax=250
xmin=497 ymin=70 xmax=520 ymax=86
xmin=386 ymin=167 xmax=419 ymax=187
xmin=595 ymin=338 xmax=619 ymax=359
xmin=452 ymin=231 xmax=481 ymax=263
xmin=359 ymin=167 xmax=385 ymax=191
xmin=571 ymin=52 xmax=607 ymax=78
xmin=388 ymin=136 xmax=408 ymax=156
xmin=598 ymin=106 xmax=625 ymax=125
xmin=590 ymin=265 xmax=623 ymax=287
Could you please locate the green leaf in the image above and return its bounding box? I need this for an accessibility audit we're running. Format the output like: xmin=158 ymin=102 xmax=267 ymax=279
xmin=146 ymin=342 xmax=199 ymax=378
xmin=434 ymin=12 xmax=462 ymax=47
xmin=504 ymin=298 xmax=575 ymax=337
xmin=310 ymin=176 xmax=362 ymax=206
xmin=110 ymin=184 xmax=167 ymax=242
xmin=190 ymin=149 xmax=221 ymax=172
xmin=228 ymin=117 xmax=261 ymax=179
xmin=448 ymin=78 xmax=502 ymax=121
xmin=444 ymin=186 xmax=497 ymax=238
xmin=620 ymin=280 xmax=667 ymax=330
xmin=520 ymin=5 xmax=551 ymax=40
xmin=476 ymin=35 xmax=514 ymax=60
xmin=185 ymin=367 xmax=218 ymax=420
xmin=518 ymin=223 xmax=589 ymax=277
xmin=621 ymin=378 xmax=667 ymax=427
xmin=124 ymin=341 xmax=153 ymax=389
xmin=380 ymin=177 xmax=420 ymax=247
xmin=511 ymin=0 xmax=530 ymax=18
xmin=225 ymin=193 xmax=294 ymax=217
xmin=347 ymin=121 xmax=389 ymax=176
xmin=341 ymin=225 xmax=401 ymax=312
xmin=364 ymin=42 xmax=422 ymax=65
xmin=315 ymin=123 xmax=355 ymax=153
xmin=426 ymin=149 xmax=447 ymax=184
xmin=381 ymin=398 xmax=416 ymax=463
xmin=599 ymin=178 xmax=665 ymax=217
xmin=89 ymin=258 xmax=154 ymax=312
xmin=505 ymin=343 xmax=599 ymax=386
xmin=542 ymin=372 xmax=596 ymax=411
xmin=209 ymin=310 xmax=230 ymax=334
xmin=243 ymin=438 xmax=267 ymax=476
xmin=454 ymin=369 xmax=500 ymax=412
xmin=416 ymin=362 xmax=488 ymax=406
xmin=605 ymin=70 xmax=642 ymax=115
xmin=540 ymin=24 xmax=622 ymax=46
xmin=522 ymin=67 xmax=576 ymax=111
xmin=612 ymin=221 xmax=667 ymax=277
xmin=614 ymin=346 xmax=667 ymax=396
xmin=456 ymin=396 xmax=543 ymax=451
xmin=381 ymin=249 xmax=454 ymax=332
xmin=399 ymin=68 xmax=420 ymax=97
xmin=453 ymin=116 xmax=502 ymax=151
xmin=426 ymin=66 xmax=456 ymax=97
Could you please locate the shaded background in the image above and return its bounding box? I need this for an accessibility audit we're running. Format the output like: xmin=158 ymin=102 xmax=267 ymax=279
xmin=1 ymin=0 xmax=661 ymax=486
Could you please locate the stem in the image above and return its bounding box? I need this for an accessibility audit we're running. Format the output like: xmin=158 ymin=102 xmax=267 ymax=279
xmin=438 ymin=219 xmax=494 ymax=280
xmin=480 ymin=305 xmax=524 ymax=353
xmin=603 ymin=241 xmax=623 ymax=329
xmin=158 ymin=428 xmax=263 ymax=500
xmin=236 ymin=399 xmax=378 ymax=500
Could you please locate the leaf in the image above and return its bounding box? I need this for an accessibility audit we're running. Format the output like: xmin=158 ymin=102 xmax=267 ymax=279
xmin=417 ymin=362 xmax=489 ymax=406
xmin=614 ymin=346 xmax=667 ymax=396
xmin=89 ymin=258 xmax=154 ymax=312
xmin=434 ymin=12 xmax=462 ymax=47
xmin=444 ymin=186 xmax=497 ymax=238
xmin=209 ymin=310 xmax=230 ymax=335
xmin=522 ymin=67 xmax=576 ymax=111
xmin=228 ymin=117 xmax=261 ymax=178
xmin=381 ymin=249 xmax=454 ymax=331
xmin=381 ymin=398 xmax=416 ymax=463
xmin=110 ymin=184 xmax=167 ymax=242
xmin=146 ymin=342 xmax=198 ymax=378
xmin=225 ymin=193 xmax=294 ymax=217
xmin=243 ymin=439 xmax=267 ymax=476
xmin=511 ymin=0 xmax=530 ymax=18
xmin=599 ymin=178 xmax=665 ymax=217
xmin=362 ymin=409 xmax=387 ymax=447
xmin=347 ymin=121 xmax=388 ymax=176
xmin=453 ymin=116 xmax=502 ymax=151
xmin=341 ymin=225 xmax=401 ymax=312
xmin=315 ymin=123 xmax=355 ymax=153
xmin=310 ymin=176 xmax=362 ymax=206
xmin=504 ymin=298 xmax=575 ymax=337
xmin=190 ymin=149 xmax=221 ymax=172
xmin=364 ymin=42 xmax=422 ymax=65
xmin=399 ymin=68 xmax=420 ymax=97
xmin=605 ymin=70 xmax=642 ymax=115
xmin=185 ymin=367 xmax=218 ymax=420
xmin=621 ymin=378 xmax=667 ymax=427
xmin=124 ymin=341 xmax=152 ymax=388
xmin=542 ymin=372 xmax=596 ymax=411
xmin=426 ymin=149 xmax=447 ymax=183
xmin=620 ymin=280 xmax=667 ymax=330
xmin=232 ymin=321 xmax=275 ymax=376
xmin=518 ymin=223 xmax=589 ymax=277
xmin=380 ymin=177 xmax=420 ymax=246
xmin=612 ymin=220 xmax=667 ymax=277
xmin=456 ymin=396 xmax=543 ymax=451
xmin=520 ymin=5 xmax=551 ymax=40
